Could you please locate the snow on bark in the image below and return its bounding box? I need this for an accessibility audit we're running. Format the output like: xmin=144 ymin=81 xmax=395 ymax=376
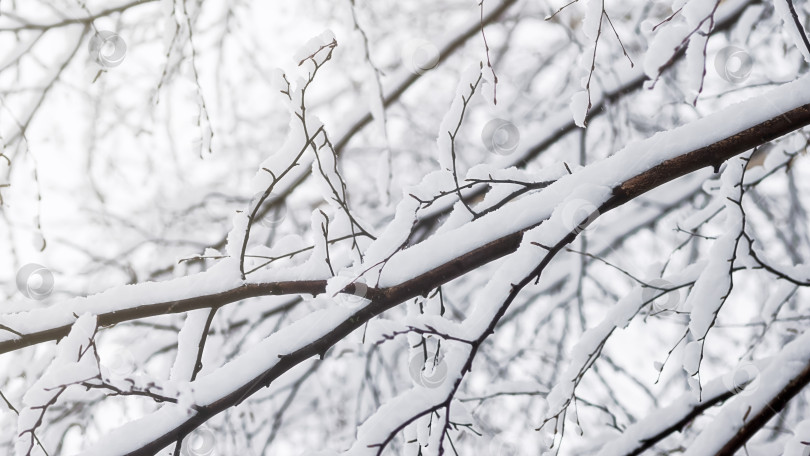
xmin=4 ymin=73 xmax=810 ymax=359
xmin=378 ymin=74 xmax=810 ymax=288
xmin=569 ymin=0 xmax=604 ymax=127
xmin=169 ymin=309 xmax=211 ymax=382
xmin=681 ymin=159 xmax=745 ymax=381
xmin=596 ymin=358 xmax=773 ymax=455
xmin=773 ymin=0 xmax=810 ymax=62
xmin=683 ymin=329 xmax=810 ymax=455
xmin=16 ymin=314 xmax=98 ymax=456
xmin=339 ymin=347 xmax=467 ymax=455
xmin=543 ymin=263 xmax=704 ymax=425
xmin=436 ymin=64 xmax=483 ymax=171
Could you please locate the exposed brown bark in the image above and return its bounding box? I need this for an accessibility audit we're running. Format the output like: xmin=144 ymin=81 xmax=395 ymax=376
xmin=147 ymin=0 xmax=520 ymax=279
xmin=112 ymin=102 xmax=810 ymax=456
xmin=607 ymin=104 xmax=810 ymax=208
xmin=627 ymin=390 xmax=736 ymax=455
xmin=334 ymin=0 xmax=518 ymax=153
xmin=6 ymin=101 xmax=809 ymax=360
xmin=414 ymin=0 xmax=758 ymax=238
xmin=714 ymin=361 xmax=810 ymax=456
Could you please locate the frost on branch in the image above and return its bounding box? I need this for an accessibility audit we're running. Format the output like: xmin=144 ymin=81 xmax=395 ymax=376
xmin=681 ymin=157 xmax=746 ymax=394
xmin=569 ymin=0 xmax=605 ymax=127
xmin=642 ymin=0 xmax=734 ymax=103
xmin=6 ymin=2 xmax=810 ymax=455
xmin=773 ymin=0 xmax=810 ymax=62
xmin=16 ymin=314 xmax=98 ymax=456
xmin=683 ymin=328 xmax=810 ymax=455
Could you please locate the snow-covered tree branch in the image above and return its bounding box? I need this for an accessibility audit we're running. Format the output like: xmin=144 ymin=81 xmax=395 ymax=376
xmin=2 ymin=0 xmax=810 ymax=455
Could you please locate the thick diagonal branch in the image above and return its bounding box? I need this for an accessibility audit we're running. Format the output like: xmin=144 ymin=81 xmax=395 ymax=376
xmin=90 ymin=96 xmax=810 ymax=455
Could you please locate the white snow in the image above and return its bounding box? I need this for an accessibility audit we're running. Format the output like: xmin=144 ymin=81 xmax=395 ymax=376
xmin=683 ymin=329 xmax=810 ymax=455
xmin=774 ymin=0 xmax=810 ymax=62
